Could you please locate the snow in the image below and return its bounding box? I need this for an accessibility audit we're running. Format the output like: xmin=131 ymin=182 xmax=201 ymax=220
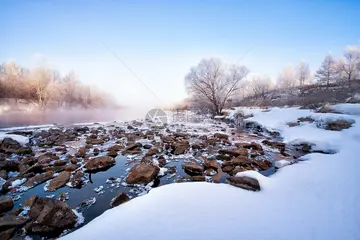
xmin=10 ymin=178 xmax=27 ymax=189
xmin=274 ymin=160 xmax=291 ymax=169
xmin=62 ymin=105 xmax=360 ymax=240
xmin=332 ymin=103 xmax=360 ymax=116
xmin=158 ymin=168 xmax=168 ymax=177
xmin=72 ymin=209 xmax=85 ymax=227
xmin=0 ymin=132 xmax=29 ymax=146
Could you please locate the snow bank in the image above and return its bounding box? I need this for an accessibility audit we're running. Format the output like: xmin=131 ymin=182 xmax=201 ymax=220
xmin=62 ymin=104 xmax=360 ymax=240
xmin=0 ymin=132 xmax=29 ymax=146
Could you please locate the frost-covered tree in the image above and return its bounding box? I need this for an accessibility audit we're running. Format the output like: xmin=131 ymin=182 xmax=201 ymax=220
xmin=315 ymin=55 xmax=337 ymax=88
xmin=276 ymin=66 xmax=297 ymax=89
xmin=296 ymin=61 xmax=310 ymax=86
xmin=338 ymin=46 xmax=360 ymax=87
xmin=185 ymin=58 xmax=248 ymax=115
xmin=250 ymin=75 xmax=273 ymax=98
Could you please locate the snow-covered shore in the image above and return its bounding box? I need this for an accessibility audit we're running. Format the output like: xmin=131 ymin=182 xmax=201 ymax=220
xmin=62 ymin=104 xmax=360 ymax=240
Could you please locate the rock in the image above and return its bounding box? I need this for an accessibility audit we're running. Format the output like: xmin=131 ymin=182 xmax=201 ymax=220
xmin=298 ymin=117 xmax=314 ymax=123
xmin=157 ymin=156 xmax=166 ymax=167
xmin=74 ymin=126 xmax=89 ymax=133
xmin=47 ymin=171 xmax=71 ymax=191
xmin=70 ymin=171 xmax=83 ymax=188
xmin=206 ymin=138 xmax=217 ymax=146
xmin=107 ymin=150 xmax=118 ymax=158
xmin=326 ymin=120 xmax=353 ymax=131
xmin=203 ymin=158 xmax=219 ymax=169
xmin=23 ymin=195 xmax=38 ymax=207
xmin=45 ymin=165 xmax=66 ymax=173
xmin=69 ymin=156 xmax=77 ymax=164
xmin=1 ymin=138 xmax=32 ymax=155
xmin=19 ymin=164 xmax=44 ymax=176
xmin=65 ymin=164 xmax=78 ymax=172
xmin=27 ymin=197 xmax=77 ymax=235
xmin=122 ymin=143 xmax=142 ymax=155
xmin=38 ymin=152 xmax=59 ymax=162
xmin=161 ymin=136 xmax=175 ymax=143
xmin=227 ymin=176 xmax=260 ymax=191
xmin=145 ymin=148 xmax=158 ymax=156
xmin=0 ymin=161 xmax=19 ymax=172
xmin=108 ymin=144 xmax=123 ymax=152
xmin=9 ymin=207 xmax=23 ymax=216
xmin=252 ymin=160 xmax=272 ymax=171
xmin=0 ymin=170 xmax=8 ymax=180
xmin=0 ymin=197 xmax=14 ymax=214
xmin=216 ymin=154 xmax=232 ymax=161
xmin=182 ymin=163 xmax=203 ymax=176
xmin=86 ymin=138 xmax=105 ymax=145
xmin=232 ymin=156 xmax=252 ymax=167
xmin=110 ymin=192 xmax=130 ymax=207
xmin=287 ymin=122 xmax=300 ymax=127
xmin=204 ymin=168 xmax=217 ymax=176
xmin=173 ymin=143 xmax=189 ymax=155
xmin=190 ymin=175 xmax=206 ymax=181
xmin=24 ymin=172 xmax=55 ymax=188
xmin=84 ymin=156 xmax=115 ymax=172
xmin=0 ymin=216 xmax=27 ymax=239
xmin=126 ymin=164 xmax=160 ymax=185
xmin=219 ymin=148 xmax=248 ymax=157
xmin=75 ymin=147 xmax=86 ymax=158
xmin=262 ymin=140 xmax=286 ymax=152
xmin=222 ymin=165 xmax=235 ymax=172
xmin=53 ymin=160 xmax=68 ymax=166
xmin=214 ymin=133 xmax=228 ymax=140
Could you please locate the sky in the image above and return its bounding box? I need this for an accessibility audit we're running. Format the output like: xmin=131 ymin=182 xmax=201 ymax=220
xmin=1 ymin=0 xmax=360 ymax=108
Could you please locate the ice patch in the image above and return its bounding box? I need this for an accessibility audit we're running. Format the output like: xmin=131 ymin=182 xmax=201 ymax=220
xmin=72 ymin=209 xmax=85 ymax=227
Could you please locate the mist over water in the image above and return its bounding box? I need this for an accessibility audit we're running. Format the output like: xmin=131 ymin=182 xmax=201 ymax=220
xmin=0 ymin=107 xmax=150 ymax=129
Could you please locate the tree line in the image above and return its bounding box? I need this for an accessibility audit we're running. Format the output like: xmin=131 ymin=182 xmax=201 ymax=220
xmin=184 ymin=43 xmax=360 ymax=115
xmin=0 ymin=61 xmax=115 ymax=109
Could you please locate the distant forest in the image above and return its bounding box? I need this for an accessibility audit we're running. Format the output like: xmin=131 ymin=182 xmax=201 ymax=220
xmin=0 ymin=61 xmax=116 ymax=109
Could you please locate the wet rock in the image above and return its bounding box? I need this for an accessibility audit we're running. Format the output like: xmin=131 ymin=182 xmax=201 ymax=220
xmin=9 ymin=207 xmax=23 ymax=216
xmin=252 ymin=160 xmax=272 ymax=171
xmin=298 ymin=117 xmax=314 ymax=123
xmin=126 ymin=164 xmax=160 ymax=185
xmin=38 ymin=152 xmax=59 ymax=162
xmin=216 ymin=154 xmax=232 ymax=161
xmin=108 ymin=144 xmax=123 ymax=152
xmin=27 ymin=197 xmax=77 ymax=235
xmin=173 ymin=142 xmax=189 ymax=155
xmin=45 ymin=165 xmax=66 ymax=173
xmin=107 ymin=150 xmax=118 ymax=158
xmin=161 ymin=136 xmax=175 ymax=143
xmin=86 ymin=138 xmax=105 ymax=145
xmin=0 ymin=197 xmax=14 ymax=214
xmin=142 ymin=144 xmax=152 ymax=150
xmin=84 ymin=156 xmax=115 ymax=172
xmin=0 ymin=216 xmax=27 ymax=239
xmin=227 ymin=176 xmax=260 ymax=191
xmin=65 ymin=164 xmax=78 ymax=172
xmin=20 ymin=164 xmax=44 ymax=176
xmin=219 ymin=148 xmax=248 ymax=157
xmin=262 ymin=140 xmax=286 ymax=152
xmin=74 ymin=126 xmax=89 ymax=133
xmin=0 ymin=161 xmax=19 ymax=172
xmin=1 ymin=138 xmax=32 ymax=155
xmin=157 ymin=156 xmax=166 ymax=167
xmin=70 ymin=171 xmax=83 ymax=188
xmin=182 ymin=163 xmax=203 ymax=176
xmin=0 ymin=170 xmax=8 ymax=179
xmin=222 ymin=165 xmax=235 ymax=172
xmin=75 ymin=147 xmax=86 ymax=158
xmin=214 ymin=133 xmax=229 ymax=140
xmin=326 ymin=120 xmax=353 ymax=131
xmin=122 ymin=143 xmax=142 ymax=155
xmin=69 ymin=156 xmax=78 ymax=164
xmin=52 ymin=160 xmax=68 ymax=166
xmin=110 ymin=192 xmax=130 ymax=207
xmin=59 ymin=192 xmax=68 ymax=202
xmin=47 ymin=171 xmax=71 ymax=191
xmin=23 ymin=195 xmax=38 ymax=207
xmin=190 ymin=175 xmax=206 ymax=181
xmin=232 ymin=156 xmax=252 ymax=167
xmin=146 ymin=148 xmax=158 ymax=156
xmin=203 ymin=158 xmax=219 ymax=170
xmin=24 ymin=172 xmax=55 ymax=188
xmin=191 ymin=142 xmax=204 ymax=150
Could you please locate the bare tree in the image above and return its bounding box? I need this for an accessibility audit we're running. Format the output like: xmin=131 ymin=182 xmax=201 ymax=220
xmin=315 ymin=55 xmax=337 ymax=88
xmin=250 ymin=75 xmax=273 ymax=98
xmin=185 ymin=58 xmax=248 ymax=115
xmin=296 ymin=61 xmax=310 ymax=86
xmin=338 ymin=46 xmax=360 ymax=87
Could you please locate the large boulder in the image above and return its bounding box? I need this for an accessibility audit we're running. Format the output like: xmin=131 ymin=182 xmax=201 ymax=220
xmin=84 ymin=156 xmax=115 ymax=172
xmin=0 ymin=138 xmax=32 ymax=155
xmin=110 ymin=192 xmax=130 ymax=207
xmin=126 ymin=164 xmax=160 ymax=184
xmin=214 ymin=133 xmax=229 ymax=140
xmin=182 ymin=163 xmax=203 ymax=176
xmin=0 ymin=197 xmax=14 ymax=215
xmin=121 ymin=143 xmax=142 ymax=155
xmin=27 ymin=197 xmax=77 ymax=235
xmin=326 ymin=120 xmax=353 ymax=131
xmin=227 ymin=176 xmax=260 ymax=191
xmin=47 ymin=171 xmax=71 ymax=191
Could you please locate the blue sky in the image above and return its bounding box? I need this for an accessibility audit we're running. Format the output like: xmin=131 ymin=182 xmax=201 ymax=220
xmin=1 ymin=0 xmax=359 ymax=107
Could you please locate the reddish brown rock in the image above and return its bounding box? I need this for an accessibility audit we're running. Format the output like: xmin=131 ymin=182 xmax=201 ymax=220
xmin=227 ymin=176 xmax=260 ymax=191
xmin=47 ymin=171 xmax=71 ymax=191
xmin=0 ymin=197 xmax=14 ymax=215
xmin=84 ymin=156 xmax=115 ymax=172
xmin=110 ymin=192 xmax=130 ymax=207
xmin=126 ymin=164 xmax=160 ymax=185
xmin=182 ymin=163 xmax=203 ymax=176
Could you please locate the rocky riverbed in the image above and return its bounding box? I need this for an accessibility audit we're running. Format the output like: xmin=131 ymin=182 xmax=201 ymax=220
xmin=0 ymin=117 xmax=310 ymax=239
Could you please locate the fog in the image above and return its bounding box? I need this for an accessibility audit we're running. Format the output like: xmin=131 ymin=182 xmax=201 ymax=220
xmin=0 ymin=107 xmax=150 ymax=129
